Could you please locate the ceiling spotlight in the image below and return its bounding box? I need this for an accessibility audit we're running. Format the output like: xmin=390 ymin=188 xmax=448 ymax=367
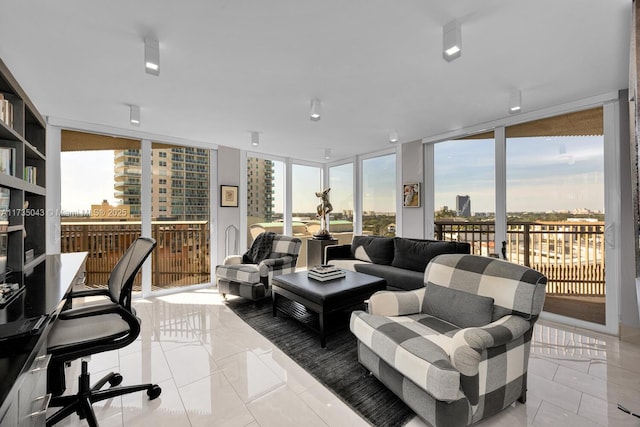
xmin=324 ymin=148 xmax=331 ymax=160
xmin=251 ymin=131 xmax=259 ymax=147
xmin=389 ymin=131 xmax=399 ymax=144
xmin=144 ymin=37 xmax=160 ymax=76
xmin=443 ymin=20 xmax=462 ymax=61
xmin=130 ymin=105 xmax=140 ymax=126
xmin=509 ymin=90 xmax=522 ymax=113
xmin=310 ymin=98 xmax=321 ymax=121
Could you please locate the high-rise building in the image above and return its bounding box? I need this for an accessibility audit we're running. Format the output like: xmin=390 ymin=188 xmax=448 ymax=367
xmin=456 ymin=195 xmax=471 ymax=217
xmin=247 ymin=157 xmax=275 ymax=222
xmin=114 ymin=147 xmax=210 ymax=221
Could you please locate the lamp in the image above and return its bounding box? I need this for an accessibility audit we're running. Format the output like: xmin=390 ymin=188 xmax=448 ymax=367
xmin=251 ymin=131 xmax=259 ymax=147
xmin=509 ymin=90 xmax=522 ymax=113
xmin=443 ymin=20 xmax=462 ymax=61
xmin=130 ymin=105 xmax=140 ymax=126
xmin=389 ymin=131 xmax=399 ymax=144
xmin=324 ymin=148 xmax=331 ymax=160
xmin=144 ymin=37 xmax=160 ymax=76
xmin=310 ymin=98 xmax=321 ymax=121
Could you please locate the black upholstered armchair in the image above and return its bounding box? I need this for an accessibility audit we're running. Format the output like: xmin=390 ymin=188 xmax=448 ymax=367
xmin=46 ymin=237 xmax=161 ymax=426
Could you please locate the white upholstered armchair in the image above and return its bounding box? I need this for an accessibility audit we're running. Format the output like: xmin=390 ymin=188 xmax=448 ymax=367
xmin=350 ymin=253 xmax=546 ymax=426
xmin=216 ymin=233 xmax=302 ymax=301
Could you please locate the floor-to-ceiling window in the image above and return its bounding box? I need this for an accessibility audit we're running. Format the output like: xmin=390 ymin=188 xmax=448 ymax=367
xmin=246 ymin=156 xmax=284 ymax=245
xmin=433 ymin=134 xmax=496 ymax=255
xmin=60 ymin=130 xmax=212 ymax=294
xmin=362 ymin=154 xmax=396 ymax=236
xmin=506 ymin=108 xmax=605 ymax=324
xmin=150 ymin=143 xmax=210 ymax=291
xmin=328 ymin=162 xmax=354 ymax=244
xmin=291 ymin=163 xmax=321 ymax=267
xmin=61 ymin=130 xmax=143 ymax=289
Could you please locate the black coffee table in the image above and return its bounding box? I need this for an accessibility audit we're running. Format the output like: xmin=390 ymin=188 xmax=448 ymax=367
xmin=271 ymin=270 xmax=386 ymax=348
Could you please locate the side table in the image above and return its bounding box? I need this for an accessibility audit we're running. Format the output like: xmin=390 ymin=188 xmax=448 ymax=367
xmin=307 ymin=238 xmax=338 ymax=267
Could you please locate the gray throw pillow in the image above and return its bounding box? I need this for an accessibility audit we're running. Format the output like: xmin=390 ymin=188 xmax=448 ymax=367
xmin=422 ymin=282 xmax=495 ymax=328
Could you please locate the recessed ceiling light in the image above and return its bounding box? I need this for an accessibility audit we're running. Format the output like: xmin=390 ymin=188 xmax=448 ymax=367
xmin=310 ymin=98 xmax=321 ymax=121
xmin=443 ymin=20 xmax=462 ymax=62
xmin=144 ymin=37 xmax=160 ymax=76
xmin=509 ymin=90 xmax=522 ymax=113
xmin=389 ymin=131 xmax=399 ymax=144
xmin=130 ymin=105 xmax=140 ymax=126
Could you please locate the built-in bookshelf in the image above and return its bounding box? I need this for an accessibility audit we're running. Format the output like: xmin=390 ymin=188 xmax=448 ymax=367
xmin=0 ymin=58 xmax=46 ymax=276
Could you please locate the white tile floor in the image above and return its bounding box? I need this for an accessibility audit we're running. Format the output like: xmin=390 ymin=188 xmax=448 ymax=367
xmin=48 ymin=288 xmax=640 ymax=426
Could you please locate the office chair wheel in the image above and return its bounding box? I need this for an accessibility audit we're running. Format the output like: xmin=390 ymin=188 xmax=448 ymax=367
xmin=109 ymin=373 xmax=123 ymax=387
xmin=147 ymin=385 xmax=162 ymax=400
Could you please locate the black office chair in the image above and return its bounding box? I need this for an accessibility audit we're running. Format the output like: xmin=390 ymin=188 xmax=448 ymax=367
xmin=46 ymin=237 xmax=161 ymax=427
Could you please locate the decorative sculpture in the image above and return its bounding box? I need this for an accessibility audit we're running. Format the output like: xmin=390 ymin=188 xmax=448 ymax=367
xmin=313 ymin=188 xmax=333 ymax=240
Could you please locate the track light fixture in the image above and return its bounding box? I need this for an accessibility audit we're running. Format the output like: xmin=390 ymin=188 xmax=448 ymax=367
xmin=251 ymin=131 xmax=259 ymax=147
xmin=443 ymin=20 xmax=462 ymax=62
xmin=310 ymin=98 xmax=321 ymax=121
xmin=144 ymin=37 xmax=160 ymax=76
xmin=130 ymin=105 xmax=140 ymax=126
xmin=509 ymin=90 xmax=522 ymax=113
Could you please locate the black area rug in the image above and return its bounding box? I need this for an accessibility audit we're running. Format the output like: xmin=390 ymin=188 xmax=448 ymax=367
xmin=226 ymin=298 xmax=415 ymax=427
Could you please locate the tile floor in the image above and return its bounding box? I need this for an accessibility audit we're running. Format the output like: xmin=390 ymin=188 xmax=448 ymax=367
xmin=48 ymin=288 xmax=640 ymax=426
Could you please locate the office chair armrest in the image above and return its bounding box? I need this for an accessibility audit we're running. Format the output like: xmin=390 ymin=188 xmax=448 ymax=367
xmin=58 ymin=302 xmax=121 ymax=320
xmin=67 ymin=288 xmax=111 ymax=299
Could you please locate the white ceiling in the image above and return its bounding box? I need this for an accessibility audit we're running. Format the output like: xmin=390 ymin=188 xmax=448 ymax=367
xmin=0 ymin=0 xmax=631 ymax=162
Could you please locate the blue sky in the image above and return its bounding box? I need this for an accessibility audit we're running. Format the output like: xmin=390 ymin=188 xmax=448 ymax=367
xmin=435 ymin=136 xmax=604 ymax=213
xmin=61 ymin=136 xmax=604 ymax=215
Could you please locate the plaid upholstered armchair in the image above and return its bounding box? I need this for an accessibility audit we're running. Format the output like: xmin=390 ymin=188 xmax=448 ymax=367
xmin=216 ymin=233 xmax=302 ymax=301
xmin=350 ymin=253 xmax=546 ymax=427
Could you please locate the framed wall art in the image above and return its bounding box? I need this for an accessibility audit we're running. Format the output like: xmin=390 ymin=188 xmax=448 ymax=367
xmin=220 ymin=185 xmax=239 ymax=207
xmin=403 ymin=183 xmax=420 ymax=208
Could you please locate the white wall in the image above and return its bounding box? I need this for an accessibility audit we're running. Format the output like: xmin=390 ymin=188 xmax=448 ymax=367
xmin=400 ymin=141 xmax=424 ymax=238
xmin=216 ymin=146 xmax=242 ymax=264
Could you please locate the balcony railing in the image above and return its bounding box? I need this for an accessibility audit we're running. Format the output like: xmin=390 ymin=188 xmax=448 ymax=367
xmin=61 ymin=221 xmax=210 ymax=291
xmin=435 ymin=220 xmax=605 ymax=296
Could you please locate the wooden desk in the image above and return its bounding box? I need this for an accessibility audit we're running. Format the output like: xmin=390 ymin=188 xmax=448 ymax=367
xmin=0 ymin=252 xmax=88 ymax=427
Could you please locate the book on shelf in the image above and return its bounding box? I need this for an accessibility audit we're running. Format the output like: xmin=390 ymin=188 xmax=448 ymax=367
xmin=0 ymin=94 xmax=13 ymax=128
xmin=24 ymin=166 xmax=36 ymax=184
xmin=0 ymin=148 xmax=15 ymax=176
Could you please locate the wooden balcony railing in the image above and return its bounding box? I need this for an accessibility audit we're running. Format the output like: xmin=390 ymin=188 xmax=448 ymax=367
xmin=435 ymin=220 xmax=605 ymax=296
xmin=60 ymin=221 xmax=210 ymax=291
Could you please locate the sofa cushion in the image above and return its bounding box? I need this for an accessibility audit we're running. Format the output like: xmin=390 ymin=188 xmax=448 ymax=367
xmin=351 ymin=236 xmax=395 ymax=265
xmin=350 ymin=311 xmax=466 ymax=402
xmin=422 ymin=282 xmax=495 ymax=328
xmin=392 ymin=238 xmax=463 ymax=273
xmin=354 ymin=263 xmax=424 ymax=291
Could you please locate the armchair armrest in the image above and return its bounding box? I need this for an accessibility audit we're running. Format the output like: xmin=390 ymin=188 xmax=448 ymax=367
xmin=223 ymin=255 xmax=244 ymax=265
xmin=450 ymin=315 xmax=532 ymax=376
xmin=259 ymin=256 xmax=295 ymax=275
xmin=324 ymin=244 xmax=354 ymax=262
xmin=368 ymin=288 xmax=426 ymax=316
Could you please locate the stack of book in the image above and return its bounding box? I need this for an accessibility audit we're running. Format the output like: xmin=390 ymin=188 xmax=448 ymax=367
xmin=24 ymin=166 xmax=36 ymax=184
xmin=308 ymin=265 xmax=346 ymax=282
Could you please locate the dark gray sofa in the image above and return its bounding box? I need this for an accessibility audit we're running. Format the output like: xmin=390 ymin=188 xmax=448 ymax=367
xmin=325 ymin=236 xmax=471 ymax=291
